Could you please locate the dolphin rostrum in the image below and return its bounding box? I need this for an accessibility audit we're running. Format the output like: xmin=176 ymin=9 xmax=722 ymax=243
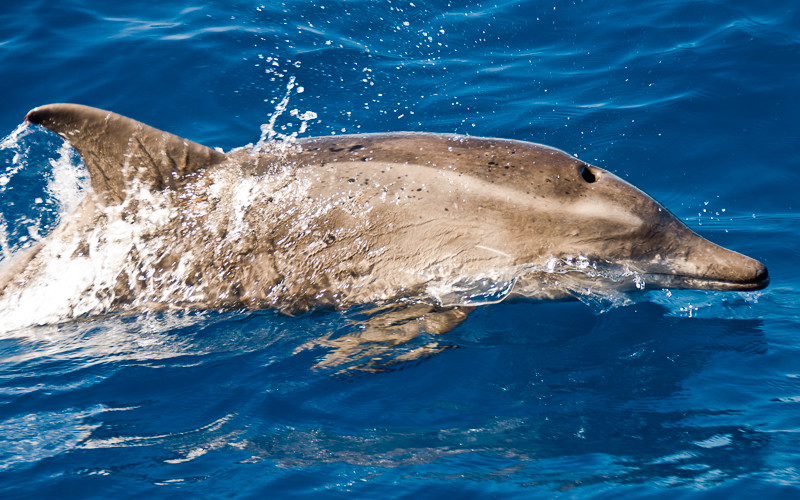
xmin=0 ymin=103 xmax=768 ymax=334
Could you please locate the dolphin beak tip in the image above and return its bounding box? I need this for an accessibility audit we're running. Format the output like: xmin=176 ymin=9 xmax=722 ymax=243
xmin=667 ymin=247 xmax=770 ymax=292
xmin=724 ymin=257 xmax=769 ymax=291
xmin=749 ymin=261 xmax=769 ymax=290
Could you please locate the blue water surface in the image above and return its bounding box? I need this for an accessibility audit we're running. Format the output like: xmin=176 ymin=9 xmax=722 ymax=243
xmin=1 ymin=0 xmax=799 ymax=498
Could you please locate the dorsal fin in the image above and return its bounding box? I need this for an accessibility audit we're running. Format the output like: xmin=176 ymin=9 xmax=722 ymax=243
xmin=25 ymin=103 xmax=227 ymax=204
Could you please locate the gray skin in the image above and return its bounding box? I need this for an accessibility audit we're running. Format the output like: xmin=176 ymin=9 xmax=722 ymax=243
xmin=1 ymin=104 xmax=768 ymax=322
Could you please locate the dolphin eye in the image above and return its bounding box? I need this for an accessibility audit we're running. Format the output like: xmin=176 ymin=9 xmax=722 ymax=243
xmin=579 ymin=165 xmax=598 ymax=183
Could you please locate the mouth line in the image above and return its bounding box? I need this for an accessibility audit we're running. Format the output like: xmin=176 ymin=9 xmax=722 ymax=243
xmin=644 ymin=272 xmax=770 ymax=291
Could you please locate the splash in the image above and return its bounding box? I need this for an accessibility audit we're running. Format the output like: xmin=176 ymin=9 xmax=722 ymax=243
xmin=258 ymin=75 xmax=297 ymax=145
xmin=0 ymin=124 xmax=89 ymax=263
xmin=0 ymin=123 xmax=35 ymax=189
xmin=648 ymin=288 xmax=766 ymax=320
xmin=0 ymin=68 xmax=323 ymax=332
xmin=0 ymin=179 xmax=176 ymax=332
xmin=256 ymin=75 xmax=318 ymax=148
xmin=0 ymin=144 xmax=324 ymax=334
xmin=426 ymin=268 xmax=521 ymax=306
xmin=46 ymin=142 xmax=89 ymax=216
xmin=427 ymin=256 xmax=647 ymax=313
xmin=0 ymin=213 xmax=10 ymax=262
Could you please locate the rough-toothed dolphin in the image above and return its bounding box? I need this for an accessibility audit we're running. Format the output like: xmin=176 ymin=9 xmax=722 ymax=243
xmin=0 ymin=103 xmax=768 ymax=333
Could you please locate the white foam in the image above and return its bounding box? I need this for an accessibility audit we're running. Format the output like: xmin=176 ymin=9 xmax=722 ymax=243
xmin=0 ymin=123 xmax=35 ymax=191
xmin=426 ymin=257 xmax=646 ymax=312
xmin=46 ymin=142 xmax=88 ymax=216
xmin=0 ymin=213 xmax=11 ymax=262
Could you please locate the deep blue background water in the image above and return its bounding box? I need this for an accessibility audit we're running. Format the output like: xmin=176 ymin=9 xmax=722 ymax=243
xmin=1 ymin=0 xmax=799 ymax=497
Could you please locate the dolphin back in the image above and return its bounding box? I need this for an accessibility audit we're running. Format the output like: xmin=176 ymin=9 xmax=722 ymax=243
xmin=25 ymin=104 xmax=226 ymax=204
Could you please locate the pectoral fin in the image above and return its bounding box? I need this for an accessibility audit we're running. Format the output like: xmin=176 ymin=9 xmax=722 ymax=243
xmin=297 ymin=304 xmax=474 ymax=374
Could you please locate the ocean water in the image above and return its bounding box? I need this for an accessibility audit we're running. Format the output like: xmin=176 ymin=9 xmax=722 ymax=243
xmin=1 ymin=0 xmax=799 ymax=497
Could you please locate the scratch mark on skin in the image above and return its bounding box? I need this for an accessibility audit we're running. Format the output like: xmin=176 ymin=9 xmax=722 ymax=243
xmin=476 ymin=245 xmax=512 ymax=258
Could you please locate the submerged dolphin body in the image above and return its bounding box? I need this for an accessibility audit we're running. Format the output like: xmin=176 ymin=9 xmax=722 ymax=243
xmin=0 ymin=104 xmax=768 ymax=330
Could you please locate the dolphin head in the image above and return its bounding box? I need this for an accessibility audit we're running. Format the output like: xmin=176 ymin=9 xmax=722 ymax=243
xmin=517 ymin=157 xmax=769 ymax=292
xmin=262 ymin=132 xmax=769 ymax=296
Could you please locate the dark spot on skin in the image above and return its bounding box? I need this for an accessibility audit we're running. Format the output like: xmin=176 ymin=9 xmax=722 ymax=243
xmin=349 ymin=145 xmax=364 ymax=151
xmin=348 ymin=178 xmax=356 ymax=183
xmin=329 ymin=146 xmax=345 ymax=152
xmin=488 ymin=161 xmax=496 ymax=165
xmin=444 ymin=208 xmax=448 ymax=211
xmin=361 ymin=157 xmax=369 ymax=161
xmin=546 ymin=179 xmax=552 ymax=183
xmin=323 ymin=234 xmax=336 ymax=244
xmin=504 ymin=165 xmax=509 ymax=169
xmin=416 ymin=188 xmax=422 ymax=191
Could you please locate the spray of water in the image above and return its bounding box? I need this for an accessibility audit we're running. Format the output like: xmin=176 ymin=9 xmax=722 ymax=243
xmin=256 ymin=75 xmax=318 ymax=149
xmin=0 ymin=123 xmax=35 ymax=190
xmin=47 ymin=142 xmax=89 ymax=216
xmin=0 ymin=213 xmax=10 ymax=262
xmin=0 ymin=124 xmax=88 ymax=264
xmin=427 ymin=256 xmax=647 ymax=314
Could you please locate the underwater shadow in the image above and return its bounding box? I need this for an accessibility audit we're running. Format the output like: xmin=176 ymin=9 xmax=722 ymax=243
xmin=250 ymin=299 xmax=771 ymax=491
